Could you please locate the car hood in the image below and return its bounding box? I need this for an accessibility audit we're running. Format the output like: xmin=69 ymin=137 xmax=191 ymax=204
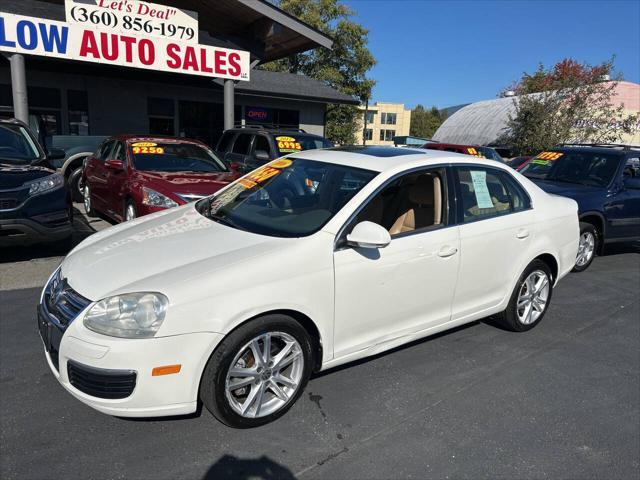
xmin=0 ymin=164 xmax=55 ymax=189
xmin=62 ymin=204 xmax=286 ymax=300
xmin=530 ymin=178 xmax=604 ymax=199
xmin=136 ymin=170 xmax=240 ymax=197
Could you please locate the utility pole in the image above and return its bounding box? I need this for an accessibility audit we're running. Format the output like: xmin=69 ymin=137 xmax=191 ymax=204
xmin=362 ymin=96 xmax=369 ymax=146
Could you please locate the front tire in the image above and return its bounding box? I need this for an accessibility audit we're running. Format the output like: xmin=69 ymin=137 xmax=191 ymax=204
xmin=493 ymin=259 xmax=553 ymax=332
xmin=200 ymin=314 xmax=313 ymax=428
xmin=124 ymin=201 xmax=137 ymax=222
xmin=83 ymin=184 xmax=97 ymax=217
xmin=572 ymin=222 xmax=597 ymax=272
xmin=67 ymin=167 xmax=84 ymax=203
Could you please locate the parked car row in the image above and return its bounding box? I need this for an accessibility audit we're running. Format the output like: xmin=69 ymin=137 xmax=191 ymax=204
xmin=3 ymin=120 xmax=639 ymax=275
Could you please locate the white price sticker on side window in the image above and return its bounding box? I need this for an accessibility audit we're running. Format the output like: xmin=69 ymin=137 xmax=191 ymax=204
xmin=470 ymin=170 xmax=494 ymax=209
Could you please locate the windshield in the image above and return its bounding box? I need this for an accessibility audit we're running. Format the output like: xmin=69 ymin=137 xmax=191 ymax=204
xmin=0 ymin=124 xmax=42 ymax=164
xmin=520 ymin=151 xmax=621 ymax=187
xmin=275 ymin=134 xmax=332 ymax=155
xmin=131 ymin=142 xmax=227 ymax=173
xmin=196 ymin=158 xmax=377 ymax=237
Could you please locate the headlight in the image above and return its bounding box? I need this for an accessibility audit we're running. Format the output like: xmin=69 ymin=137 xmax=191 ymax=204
xmin=27 ymin=173 xmax=64 ymax=195
xmin=142 ymin=187 xmax=178 ymax=208
xmin=83 ymin=292 xmax=169 ymax=338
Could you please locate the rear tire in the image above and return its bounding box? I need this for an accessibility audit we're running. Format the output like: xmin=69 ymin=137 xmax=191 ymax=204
xmin=200 ymin=314 xmax=313 ymax=428
xmin=572 ymin=222 xmax=597 ymax=272
xmin=493 ymin=259 xmax=553 ymax=332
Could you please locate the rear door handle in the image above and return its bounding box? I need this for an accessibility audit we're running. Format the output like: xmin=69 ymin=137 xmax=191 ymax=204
xmin=516 ymin=228 xmax=530 ymax=239
xmin=438 ymin=246 xmax=458 ymax=258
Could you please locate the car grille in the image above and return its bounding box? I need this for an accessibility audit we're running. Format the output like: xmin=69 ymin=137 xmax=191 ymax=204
xmin=44 ymin=269 xmax=91 ymax=327
xmin=0 ymin=198 xmax=18 ymax=210
xmin=67 ymin=360 xmax=137 ymax=399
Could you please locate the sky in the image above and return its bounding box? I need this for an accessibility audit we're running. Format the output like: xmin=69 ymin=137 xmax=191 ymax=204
xmin=343 ymin=0 xmax=640 ymax=108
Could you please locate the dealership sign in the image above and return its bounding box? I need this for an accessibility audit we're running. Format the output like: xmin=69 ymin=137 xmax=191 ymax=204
xmin=0 ymin=10 xmax=250 ymax=81
xmin=65 ymin=0 xmax=200 ymax=43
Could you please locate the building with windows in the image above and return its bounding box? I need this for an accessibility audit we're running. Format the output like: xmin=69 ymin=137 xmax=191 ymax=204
xmin=355 ymin=102 xmax=411 ymax=146
xmin=0 ymin=0 xmax=358 ymax=148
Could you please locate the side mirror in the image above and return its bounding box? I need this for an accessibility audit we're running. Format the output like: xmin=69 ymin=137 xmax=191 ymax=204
xmin=229 ymin=161 xmax=242 ymax=172
xmin=105 ymin=159 xmax=124 ymax=171
xmin=346 ymin=221 xmax=391 ymax=249
xmin=255 ymin=150 xmax=270 ymax=162
xmin=47 ymin=148 xmax=66 ymax=161
xmin=623 ymin=176 xmax=640 ymax=190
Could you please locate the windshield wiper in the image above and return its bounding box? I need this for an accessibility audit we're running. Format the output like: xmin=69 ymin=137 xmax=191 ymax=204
xmin=209 ymin=213 xmax=246 ymax=232
xmin=548 ymin=178 xmax=583 ymax=185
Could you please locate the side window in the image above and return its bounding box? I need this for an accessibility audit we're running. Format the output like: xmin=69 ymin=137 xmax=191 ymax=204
xmin=95 ymin=140 xmax=114 ymax=162
xmin=625 ymin=157 xmax=639 ymax=177
xmin=499 ymin=172 xmax=531 ymax=212
xmin=217 ymin=132 xmax=235 ymax=153
xmin=111 ymin=142 xmax=127 ymax=165
xmin=253 ymin=135 xmax=271 ymax=156
xmin=232 ymin=134 xmax=253 ymax=155
xmin=456 ymin=167 xmax=520 ymax=223
xmin=355 ymin=168 xmax=446 ymax=237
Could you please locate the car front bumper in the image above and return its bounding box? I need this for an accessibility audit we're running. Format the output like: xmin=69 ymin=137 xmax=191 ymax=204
xmin=38 ymin=303 xmax=223 ymax=417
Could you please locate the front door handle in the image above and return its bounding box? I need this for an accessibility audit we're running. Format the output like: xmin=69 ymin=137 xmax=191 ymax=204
xmin=438 ymin=246 xmax=458 ymax=258
xmin=516 ymin=228 xmax=530 ymax=239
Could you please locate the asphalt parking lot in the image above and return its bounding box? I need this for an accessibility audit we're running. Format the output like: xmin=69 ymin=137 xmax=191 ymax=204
xmin=0 ymin=208 xmax=638 ymax=480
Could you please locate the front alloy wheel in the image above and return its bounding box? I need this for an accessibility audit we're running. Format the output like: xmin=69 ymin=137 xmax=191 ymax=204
xmin=200 ymin=314 xmax=313 ymax=428
xmin=225 ymin=332 xmax=304 ymax=418
xmin=83 ymin=185 xmax=97 ymax=217
xmin=573 ymin=224 xmax=596 ymax=272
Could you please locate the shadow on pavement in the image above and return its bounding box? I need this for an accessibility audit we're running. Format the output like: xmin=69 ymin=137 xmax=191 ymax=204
xmin=603 ymin=241 xmax=639 ymax=256
xmin=202 ymin=455 xmax=297 ymax=480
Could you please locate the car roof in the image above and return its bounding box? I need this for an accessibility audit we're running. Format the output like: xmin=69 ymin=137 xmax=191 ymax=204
xmin=108 ymin=134 xmax=207 ymax=145
xmin=550 ymin=146 xmax=630 ymax=156
xmin=225 ymin=128 xmax=325 ymax=139
xmin=290 ymin=146 xmax=505 ymax=173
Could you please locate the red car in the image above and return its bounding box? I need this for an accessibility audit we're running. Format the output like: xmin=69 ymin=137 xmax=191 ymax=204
xmin=83 ymin=135 xmax=241 ymax=222
xmin=422 ymin=142 xmax=504 ymax=162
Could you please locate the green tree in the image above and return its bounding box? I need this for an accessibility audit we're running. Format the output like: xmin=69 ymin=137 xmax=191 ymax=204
xmin=410 ymin=105 xmax=443 ymax=139
xmin=261 ymin=0 xmax=376 ymax=144
xmin=500 ymin=58 xmax=639 ymax=155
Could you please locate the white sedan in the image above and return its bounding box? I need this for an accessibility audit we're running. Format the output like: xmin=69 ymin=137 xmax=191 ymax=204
xmin=38 ymin=147 xmax=579 ymax=428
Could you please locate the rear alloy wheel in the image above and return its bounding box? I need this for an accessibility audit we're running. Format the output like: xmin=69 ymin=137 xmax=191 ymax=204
xmin=124 ymin=201 xmax=137 ymax=222
xmin=200 ymin=314 xmax=313 ymax=428
xmin=573 ymin=222 xmax=597 ymax=272
xmin=83 ymin=185 xmax=97 ymax=217
xmin=493 ymin=259 xmax=553 ymax=332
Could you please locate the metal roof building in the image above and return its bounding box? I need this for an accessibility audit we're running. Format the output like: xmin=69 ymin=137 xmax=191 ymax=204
xmin=433 ymin=81 xmax=640 ymax=147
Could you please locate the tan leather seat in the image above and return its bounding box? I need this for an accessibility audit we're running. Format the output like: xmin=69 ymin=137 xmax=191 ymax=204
xmin=389 ymin=175 xmax=441 ymax=235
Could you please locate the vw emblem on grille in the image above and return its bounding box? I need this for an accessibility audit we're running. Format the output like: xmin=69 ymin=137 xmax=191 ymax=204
xmin=51 ymin=276 xmax=67 ymax=306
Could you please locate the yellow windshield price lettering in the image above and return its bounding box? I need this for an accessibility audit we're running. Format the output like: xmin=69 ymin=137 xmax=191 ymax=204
xmin=536 ymin=152 xmax=563 ymax=161
xmin=275 ymin=136 xmax=295 ymax=142
xmin=133 ymin=146 xmax=165 ymax=154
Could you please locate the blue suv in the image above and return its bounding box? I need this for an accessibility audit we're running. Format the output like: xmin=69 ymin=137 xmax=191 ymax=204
xmin=520 ymin=145 xmax=640 ymax=271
